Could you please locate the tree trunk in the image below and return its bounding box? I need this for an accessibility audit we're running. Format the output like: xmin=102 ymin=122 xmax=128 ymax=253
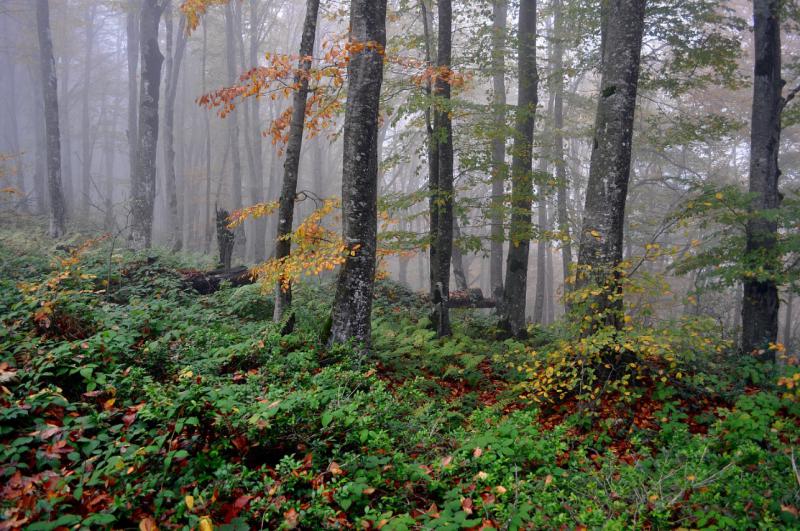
xmin=500 ymin=0 xmax=538 ymax=336
xmin=420 ymin=0 xmax=439 ymax=300
xmin=575 ymin=0 xmax=646 ymax=331
xmin=490 ymin=0 xmax=507 ymax=298
xmin=430 ymin=0 xmax=455 ymax=337
xmin=741 ymin=0 xmax=782 ymax=360
xmin=1 ymin=18 xmax=27 ymax=210
xmin=127 ymin=0 xmax=140 ymax=216
xmin=224 ymin=2 xmax=245 ymax=258
xmin=273 ymin=0 xmax=321 ymax=324
xmin=249 ymin=0 xmax=267 ymax=262
xmin=36 ymin=0 xmax=67 ymax=238
xmin=80 ymin=4 xmax=96 ymax=218
xmin=553 ymin=0 xmax=572 ymax=290
xmin=59 ymin=46 xmax=73 ymax=212
xmin=328 ymin=0 xmax=387 ymax=348
xmin=533 ymin=183 xmax=548 ymax=324
xmin=130 ymin=0 xmax=165 ymax=249
xmin=784 ymin=291 xmax=794 ymax=354
xmin=202 ymin=23 xmax=213 ymax=254
xmin=216 ymin=207 xmax=235 ymax=269
xmin=103 ymin=129 xmax=116 ymax=231
xmin=545 ymin=241 xmax=555 ymax=323
xmin=452 ymin=216 xmax=469 ymax=292
xmin=163 ymin=2 xmax=188 ymax=252
xmin=31 ymin=65 xmax=47 ymax=214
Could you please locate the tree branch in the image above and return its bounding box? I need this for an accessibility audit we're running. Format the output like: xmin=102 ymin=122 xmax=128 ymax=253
xmin=781 ymin=80 xmax=800 ymax=113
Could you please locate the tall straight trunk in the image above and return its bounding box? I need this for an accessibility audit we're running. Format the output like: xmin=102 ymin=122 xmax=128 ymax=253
xmin=500 ymin=0 xmax=538 ymax=336
xmin=250 ymin=0 xmax=267 ymax=262
xmin=273 ymin=0 xmax=321 ymax=323
xmin=452 ymin=216 xmax=469 ymax=291
xmin=36 ymin=0 xmax=67 ymax=238
xmin=32 ymin=66 xmax=47 ymax=213
xmin=1 ymin=20 xmax=27 ymax=209
xmin=328 ymin=0 xmax=388 ymax=348
xmin=80 ymin=4 xmax=96 ymax=217
xmin=552 ymin=0 xmax=572 ymax=289
xmin=420 ymin=0 xmax=439 ymax=299
xmin=130 ymin=0 xmax=165 ymax=249
xmin=532 ymin=176 xmax=548 ymax=324
xmin=224 ymin=2 xmax=245 ymax=257
xmin=163 ymin=2 xmax=188 ymax=251
xmin=60 ymin=50 xmax=73 ymax=212
xmin=576 ymin=0 xmax=646 ymax=331
xmin=431 ymin=0 xmax=454 ymax=337
xmin=545 ymin=241 xmax=555 ymax=323
xmin=202 ymin=23 xmax=213 ymax=254
xmin=490 ymin=0 xmax=508 ymax=297
xmin=127 ymin=0 xmax=140 ymax=206
xmin=741 ymin=0 xmax=782 ymax=360
xmin=784 ymin=291 xmax=794 ymax=353
xmin=103 ymin=124 xmax=116 ymax=231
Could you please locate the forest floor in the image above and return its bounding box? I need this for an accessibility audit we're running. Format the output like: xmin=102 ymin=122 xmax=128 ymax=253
xmin=1 ymin=218 xmax=800 ymax=530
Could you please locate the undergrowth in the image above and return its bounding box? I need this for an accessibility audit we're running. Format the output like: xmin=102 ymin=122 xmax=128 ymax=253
xmin=1 ymin=226 xmax=799 ymax=530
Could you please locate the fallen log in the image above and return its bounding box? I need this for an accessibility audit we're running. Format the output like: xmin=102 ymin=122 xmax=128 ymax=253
xmin=181 ymin=266 xmax=255 ymax=295
xmin=442 ymin=288 xmax=497 ymax=309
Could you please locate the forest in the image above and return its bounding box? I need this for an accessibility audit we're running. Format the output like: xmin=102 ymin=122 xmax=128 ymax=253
xmin=1 ymin=0 xmax=800 ymax=528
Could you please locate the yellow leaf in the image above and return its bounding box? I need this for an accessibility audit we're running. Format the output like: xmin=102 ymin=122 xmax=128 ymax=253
xmin=185 ymin=495 xmax=194 ymax=510
xmin=199 ymin=517 xmax=214 ymax=531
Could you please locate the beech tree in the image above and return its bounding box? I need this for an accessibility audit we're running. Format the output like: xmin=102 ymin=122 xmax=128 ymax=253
xmin=36 ymin=0 xmax=66 ymax=238
xmin=130 ymin=0 xmax=165 ymax=249
xmin=430 ymin=0 xmax=454 ymax=338
xmin=499 ymin=0 xmax=538 ymax=336
xmin=224 ymin=1 xmax=245 ymax=258
xmin=741 ymin=0 xmax=782 ymax=359
xmin=79 ymin=4 xmax=96 ymax=217
xmin=163 ymin=1 xmax=188 ymax=251
xmin=489 ymin=0 xmax=507 ymax=298
xmin=552 ymin=0 xmax=572 ymax=289
xmin=328 ymin=0 xmax=388 ymax=348
xmin=575 ymin=0 xmax=647 ymax=330
xmin=127 ymin=0 xmax=140 ymax=202
xmin=274 ymin=0 xmax=321 ymax=323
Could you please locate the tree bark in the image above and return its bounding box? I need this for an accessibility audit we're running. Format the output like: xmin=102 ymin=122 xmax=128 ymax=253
xmin=533 ymin=177 xmax=548 ymax=324
xmin=552 ymin=0 xmax=572 ymax=290
xmin=80 ymin=3 xmax=96 ymax=218
xmin=273 ymin=0 xmax=321 ymax=324
xmin=249 ymin=0 xmax=267 ymax=262
xmin=452 ymin=216 xmax=469 ymax=292
xmin=741 ymin=0 xmax=782 ymax=360
xmin=576 ymin=0 xmax=646 ymax=330
xmin=130 ymin=0 xmax=165 ymax=249
xmin=500 ymin=0 xmax=538 ymax=336
xmin=328 ymin=0 xmax=387 ymax=348
xmin=420 ymin=0 xmax=439 ymax=300
xmin=127 ymin=0 xmax=140 ymax=217
xmin=36 ymin=0 xmax=67 ymax=238
xmin=784 ymin=291 xmax=794 ymax=354
xmin=59 ymin=44 xmax=73 ymax=212
xmin=430 ymin=0 xmax=455 ymax=337
xmin=163 ymin=2 xmax=188 ymax=251
xmin=224 ymin=2 xmax=245 ymax=257
xmin=202 ymin=22 xmax=213 ymax=254
xmin=1 ymin=16 xmax=27 ymax=210
xmin=490 ymin=0 xmax=507 ymax=298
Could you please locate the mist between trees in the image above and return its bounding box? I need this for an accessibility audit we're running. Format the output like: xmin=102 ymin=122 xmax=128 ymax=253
xmin=2 ymin=0 xmax=800 ymax=359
